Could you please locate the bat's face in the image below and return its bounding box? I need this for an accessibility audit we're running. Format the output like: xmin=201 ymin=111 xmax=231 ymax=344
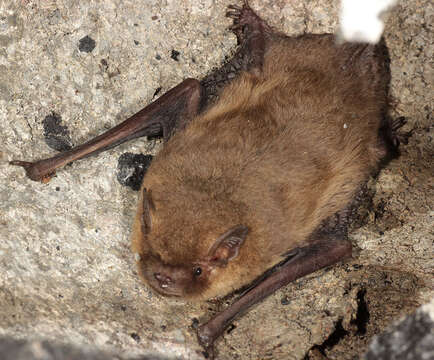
xmin=136 ymin=253 xmax=215 ymax=298
xmin=133 ymin=188 xmax=249 ymax=300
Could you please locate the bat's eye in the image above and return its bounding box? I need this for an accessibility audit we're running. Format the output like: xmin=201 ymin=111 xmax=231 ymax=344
xmin=193 ymin=267 xmax=202 ymax=277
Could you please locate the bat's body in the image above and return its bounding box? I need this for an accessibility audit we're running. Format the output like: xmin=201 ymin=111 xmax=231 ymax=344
xmin=11 ymin=1 xmax=404 ymax=355
xmin=132 ymin=33 xmax=389 ymax=300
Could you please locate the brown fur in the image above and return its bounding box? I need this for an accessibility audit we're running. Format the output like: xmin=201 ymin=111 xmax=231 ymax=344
xmin=131 ymin=33 xmax=389 ymax=300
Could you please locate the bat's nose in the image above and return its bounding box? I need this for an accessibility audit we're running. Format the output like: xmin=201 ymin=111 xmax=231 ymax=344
xmin=154 ymin=272 xmax=173 ymax=288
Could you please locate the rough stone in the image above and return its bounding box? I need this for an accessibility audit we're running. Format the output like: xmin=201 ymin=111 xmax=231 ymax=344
xmin=117 ymin=153 xmax=153 ymax=191
xmin=42 ymin=113 xmax=73 ymax=152
xmin=0 ymin=336 xmax=170 ymax=360
xmin=364 ymin=298 xmax=434 ymax=360
xmin=0 ymin=1 xmax=432 ymax=359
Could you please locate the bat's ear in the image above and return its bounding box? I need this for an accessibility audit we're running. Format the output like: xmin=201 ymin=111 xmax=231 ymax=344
xmin=207 ymin=225 xmax=249 ymax=267
xmin=141 ymin=188 xmax=155 ymax=235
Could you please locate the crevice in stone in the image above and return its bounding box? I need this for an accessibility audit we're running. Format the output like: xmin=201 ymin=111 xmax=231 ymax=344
xmin=352 ymin=288 xmax=370 ymax=335
xmin=25 ymin=117 xmax=34 ymax=142
xmin=226 ymin=323 xmax=236 ymax=334
xmin=304 ymin=318 xmax=349 ymax=358
xmin=116 ymin=152 xmax=153 ymax=191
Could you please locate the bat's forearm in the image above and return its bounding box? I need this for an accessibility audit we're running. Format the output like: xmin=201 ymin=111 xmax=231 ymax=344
xmin=10 ymin=78 xmax=201 ymax=182
xmin=197 ymin=237 xmax=352 ymax=352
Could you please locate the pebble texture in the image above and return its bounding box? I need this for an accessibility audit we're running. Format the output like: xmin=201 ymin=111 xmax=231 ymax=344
xmin=364 ymin=298 xmax=434 ymax=360
xmin=0 ymin=336 xmax=169 ymax=360
xmin=0 ymin=1 xmax=432 ymax=359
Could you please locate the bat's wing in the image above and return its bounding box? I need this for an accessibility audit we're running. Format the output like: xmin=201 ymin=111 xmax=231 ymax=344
xmin=197 ymin=232 xmax=352 ymax=356
xmin=10 ymin=79 xmax=201 ymax=182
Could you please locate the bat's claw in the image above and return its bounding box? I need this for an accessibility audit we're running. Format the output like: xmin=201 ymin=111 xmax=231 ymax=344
xmin=197 ymin=324 xmax=216 ymax=359
xmin=226 ymin=1 xmax=270 ymax=41
xmin=226 ymin=10 xmax=242 ymax=20
xmin=390 ymin=116 xmax=406 ymax=131
xmin=228 ymin=23 xmax=243 ymax=32
xmin=10 ymin=160 xmax=55 ymax=183
xmin=390 ymin=116 xmax=412 ymax=147
xmin=227 ymin=4 xmax=242 ymax=12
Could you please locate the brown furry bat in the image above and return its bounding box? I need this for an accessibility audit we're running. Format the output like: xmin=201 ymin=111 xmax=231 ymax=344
xmin=10 ymin=0 xmax=405 ymax=355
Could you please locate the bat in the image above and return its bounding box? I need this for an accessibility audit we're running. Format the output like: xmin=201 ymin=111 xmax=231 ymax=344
xmin=10 ymin=1 xmax=406 ymax=357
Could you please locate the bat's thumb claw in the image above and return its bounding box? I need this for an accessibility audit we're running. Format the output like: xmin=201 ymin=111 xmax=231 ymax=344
xmin=10 ymin=160 xmax=32 ymax=168
xmin=10 ymin=160 xmax=54 ymax=183
xmin=197 ymin=325 xmax=216 ymax=359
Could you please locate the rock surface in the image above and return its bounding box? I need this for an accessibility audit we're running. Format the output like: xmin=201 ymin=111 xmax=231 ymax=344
xmin=364 ymin=298 xmax=434 ymax=360
xmin=0 ymin=336 xmax=169 ymax=360
xmin=0 ymin=0 xmax=432 ymax=359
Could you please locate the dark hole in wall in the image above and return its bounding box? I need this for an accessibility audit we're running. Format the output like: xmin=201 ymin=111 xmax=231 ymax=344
xmin=153 ymin=87 xmax=162 ymax=99
xmin=304 ymin=289 xmax=371 ymax=359
xmin=78 ymin=35 xmax=96 ymax=53
xmin=42 ymin=112 xmax=72 ymax=152
xmin=352 ymin=288 xmax=370 ymax=335
xmin=305 ymin=319 xmax=349 ymax=358
xmin=116 ymin=152 xmax=153 ymax=191
xmin=171 ymin=49 xmax=180 ymax=61
xmin=226 ymin=324 xmax=236 ymax=334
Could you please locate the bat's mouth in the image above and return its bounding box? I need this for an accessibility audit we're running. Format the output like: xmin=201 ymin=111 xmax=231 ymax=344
xmin=146 ymin=279 xmax=183 ymax=297
xmin=141 ymin=267 xmax=184 ymax=297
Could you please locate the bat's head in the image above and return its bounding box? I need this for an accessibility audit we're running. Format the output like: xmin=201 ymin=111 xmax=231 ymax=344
xmin=132 ymin=188 xmax=250 ymax=300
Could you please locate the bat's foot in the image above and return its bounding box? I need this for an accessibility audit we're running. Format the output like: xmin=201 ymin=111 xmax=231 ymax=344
xmin=196 ymin=237 xmax=352 ymax=357
xmin=226 ymin=1 xmax=271 ymax=43
xmin=197 ymin=324 xmax=216 ymax=360
xmin=9 ymin=160 xmax=55 ymax=182
xmin=378 ymin=116 xmax=412 ymax=162
xmin=226 ymin=1 xmax=271 ymax=73
xmin=389 ymin=116 xmax=411 ymax=147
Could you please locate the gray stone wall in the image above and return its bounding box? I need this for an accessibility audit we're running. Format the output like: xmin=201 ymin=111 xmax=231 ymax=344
xmin=1 ymin=1 xmax=432 ymax=359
